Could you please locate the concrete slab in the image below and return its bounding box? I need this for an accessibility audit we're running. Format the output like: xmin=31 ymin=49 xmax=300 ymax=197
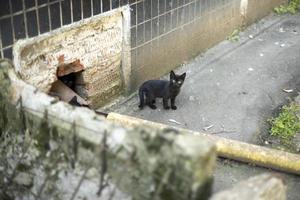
xmin=214 ymin=158 xmax=299 ymax=200
xmin=104 ymin=13 xmax=300 ymax=200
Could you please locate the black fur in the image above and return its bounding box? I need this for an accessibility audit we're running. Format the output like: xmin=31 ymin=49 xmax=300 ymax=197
xmin=138 ymin=71 xmax=186 ymax=110
xmin=69 ymin=96 xmax=82 ymax=106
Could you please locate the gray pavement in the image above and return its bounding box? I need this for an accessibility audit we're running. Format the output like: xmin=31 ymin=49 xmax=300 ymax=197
xmin=107 ymin=14 xmax=300 ymax=144
xmin=104 ymin=14 xmax=300 ymax=199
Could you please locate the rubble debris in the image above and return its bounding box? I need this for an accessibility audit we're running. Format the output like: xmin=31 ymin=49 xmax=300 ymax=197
xmin=168 ymin=119 xmax=181 ymax=125
xmin=49 ymin=80 xmax=88 ymax=106
xmin=189 ymin=96 xmax=195 ymax=101
xmin=203 ymin=125 xmax=214 ymax=131
xmin=282 ymin=89 xmax=294 ymax=93
xmin=264 ymin=140 xmax=270 ymax=145
xmin=279 ymin=27 xmax=285 ymax=33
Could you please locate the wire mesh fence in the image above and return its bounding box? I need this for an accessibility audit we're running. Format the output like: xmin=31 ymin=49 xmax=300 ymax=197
xmin=0 ymin=0 xmax=240 ymax=91
xmin=0 ymin=0 xmax=213 ymax=59
xmin=0 ymin=0 xmax=127 ymax=59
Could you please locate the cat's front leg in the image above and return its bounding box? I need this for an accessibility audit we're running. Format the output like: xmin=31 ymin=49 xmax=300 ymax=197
xmin=148 ymin=103 xmax=157 ymax=109
xmin=146 ymin=93 xmax=157 ymax=109
xmin=171 ymin=97 xmax=177 ymax=110
xmin=163 ymin=98 xmax=170 ymax=110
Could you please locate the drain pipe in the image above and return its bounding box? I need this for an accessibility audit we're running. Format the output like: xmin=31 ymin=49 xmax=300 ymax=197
xmin=107 ymin=112 xmax=300 ymax=175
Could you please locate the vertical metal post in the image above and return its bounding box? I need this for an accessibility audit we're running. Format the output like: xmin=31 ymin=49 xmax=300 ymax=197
xmin=91 ymin=0 xmax=94 ymax=16
xmin=59 ymin=0 xmax=63 ymax=27
xmin=22 ymin=0 xmax=29 ymax=38
xmin=47 ymin=0 xmax=52 ymax=31
xmin=70 ymin=0 xmax=74 ymax=23
xmin=0 ymin=30 xmax=3 ymax=58
xmin=35 ymin=0 xmax=41 ymax=35
xmin=81 ymin=0 xmax=84 ymax=19
xmin=8 ymin=0 xmax=16 ymax=43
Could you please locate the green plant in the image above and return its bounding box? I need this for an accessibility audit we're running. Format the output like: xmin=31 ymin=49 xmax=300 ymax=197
xmin=269 ymin=103 xmax=300 ymax=140
xmin=274 ymin=0 xmax=300 ymax=14
xmin=227 ymin=29 xmax=240 ymax=42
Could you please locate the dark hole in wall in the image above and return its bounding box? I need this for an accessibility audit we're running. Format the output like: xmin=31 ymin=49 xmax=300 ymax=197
xmin=50 ymin=69 xmax=108 ymax=117
xmin=58 ymin=72 xmax=78 ymax=91
xmin=49 ymin=59 xmax=88 ymax=107
xmin=50 ymin=70 xmax=86 ymax=101
xmin=62 ymin=72 xmax=89 ymax=103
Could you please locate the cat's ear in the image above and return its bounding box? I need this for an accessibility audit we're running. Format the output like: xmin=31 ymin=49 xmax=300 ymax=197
xmin=170 ymin=70 xmax=176 ymax=80
xmin=180 ymin=72 xmax=186 ymax=80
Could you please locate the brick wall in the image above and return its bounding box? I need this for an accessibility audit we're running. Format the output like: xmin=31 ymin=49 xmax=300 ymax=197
xmin=13 ymin=8 xmax=130 ymax=108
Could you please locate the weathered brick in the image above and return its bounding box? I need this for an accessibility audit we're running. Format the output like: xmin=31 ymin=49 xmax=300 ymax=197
xmin=14 ymin=8 xmax=129 ymax=108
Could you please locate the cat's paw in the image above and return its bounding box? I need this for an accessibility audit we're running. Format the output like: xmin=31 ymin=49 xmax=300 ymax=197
xmin=164 ymin=106 xmax=170 ymax=110
xmin=149 ymin=105 xmax=157 ymax=109
xmin=171 ymin=106 xmax=177 ymax=110
xmin=138 ymin=104 xmax=144 ymax=109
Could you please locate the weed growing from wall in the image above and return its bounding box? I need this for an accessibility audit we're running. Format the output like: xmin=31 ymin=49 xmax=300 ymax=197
xmin=274 ymin=0 xmax=300 ymax=14
xmin=227 ymin=29 xmax=240 ymax=42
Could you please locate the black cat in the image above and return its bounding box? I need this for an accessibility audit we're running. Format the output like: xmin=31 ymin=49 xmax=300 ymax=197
xmin=138 ymin=70 xmax=186 ymax=110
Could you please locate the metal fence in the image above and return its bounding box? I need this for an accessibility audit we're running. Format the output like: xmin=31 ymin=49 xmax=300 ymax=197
xmin=0 ymin=0 xmax=209 ymax=59
xmin=1 ymin=0 xmax=246 ymax=94
xmin=0 ymin=0 xmax=125 ymax=59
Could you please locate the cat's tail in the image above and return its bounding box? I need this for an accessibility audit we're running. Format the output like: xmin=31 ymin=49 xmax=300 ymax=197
xmin=138 ymin=88 xmax=145 ymax=109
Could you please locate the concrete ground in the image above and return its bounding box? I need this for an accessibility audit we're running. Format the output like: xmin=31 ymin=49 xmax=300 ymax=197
xmin=104 ymin=14 xmax=300 ymax=199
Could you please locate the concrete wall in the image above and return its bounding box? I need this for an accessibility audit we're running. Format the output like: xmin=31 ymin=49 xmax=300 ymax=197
xmin=130 ymin=0 xmax=286 ymax=90
xmin=0 ymin=59 xmax=216 ymax=200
